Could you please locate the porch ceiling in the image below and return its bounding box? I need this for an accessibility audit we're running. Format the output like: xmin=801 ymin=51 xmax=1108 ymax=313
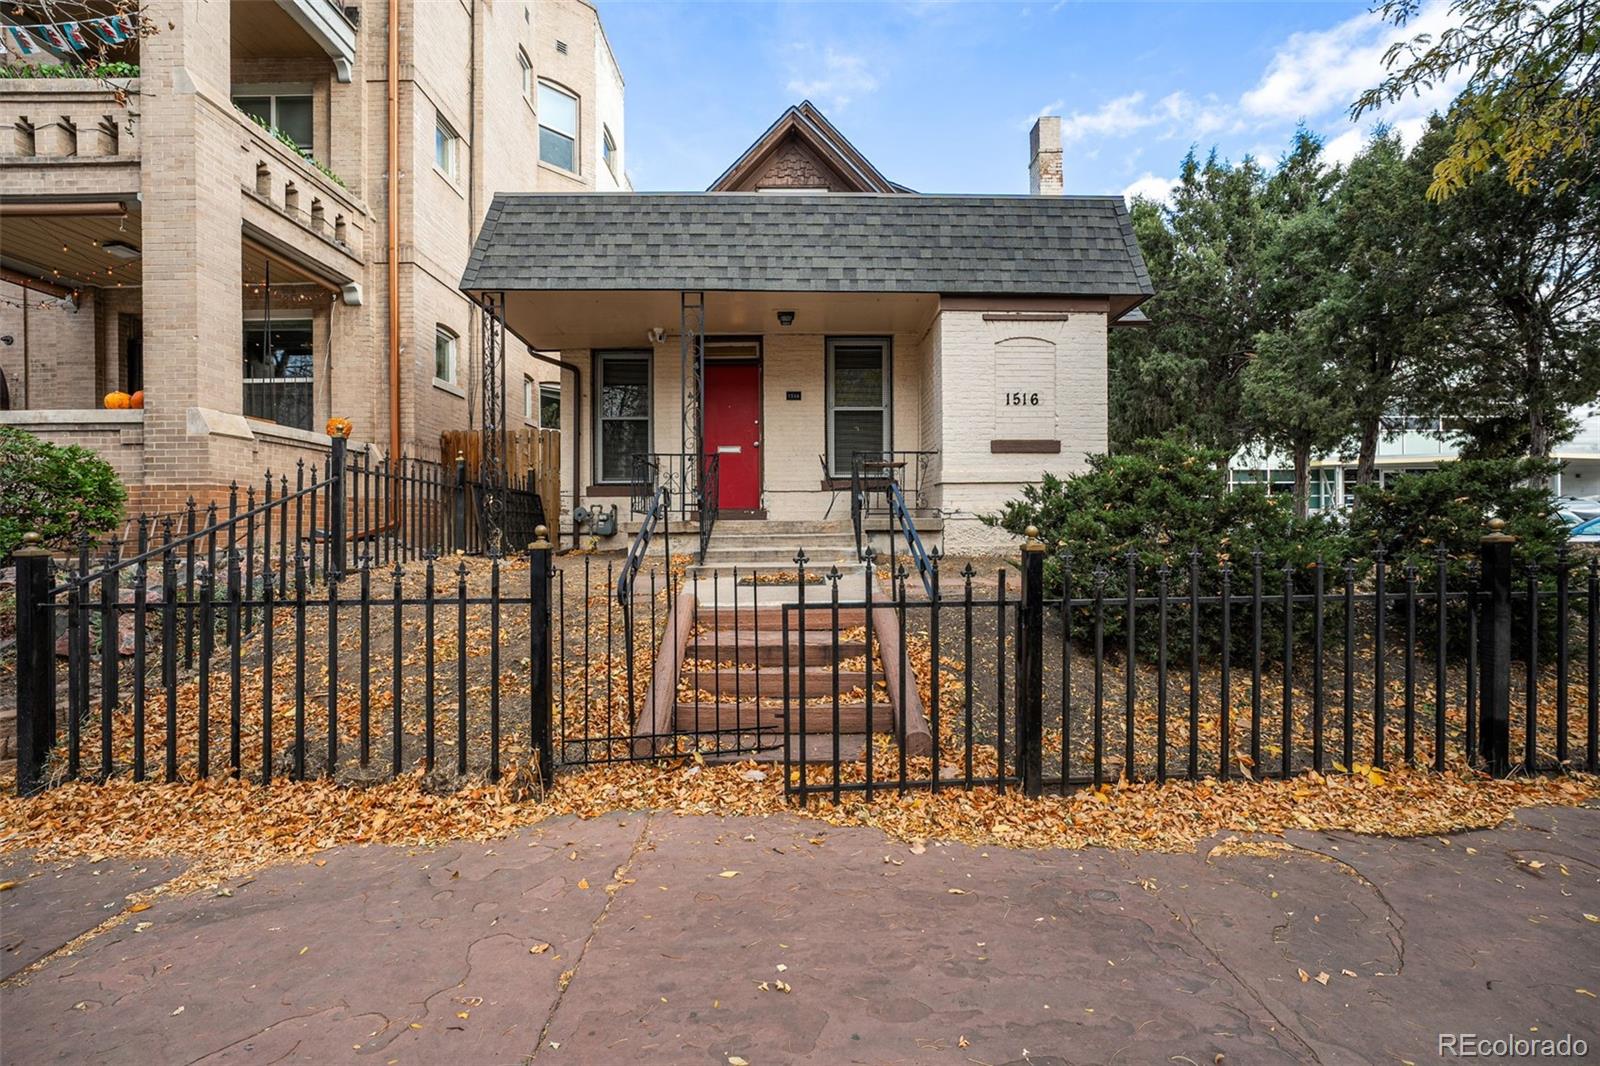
xmin=498 ymin=290 xmax=940 ymax=350
xmin=0 ymin=208 xmax=142 ymax=291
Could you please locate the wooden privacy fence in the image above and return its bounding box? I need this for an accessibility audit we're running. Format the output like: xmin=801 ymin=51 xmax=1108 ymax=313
xmin=441 ymin=427 xmax=561 ymax=531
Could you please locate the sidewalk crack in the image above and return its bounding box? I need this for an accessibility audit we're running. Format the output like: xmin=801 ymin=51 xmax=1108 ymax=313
xmin=528 ymin=812 xmax=653 ymax=1060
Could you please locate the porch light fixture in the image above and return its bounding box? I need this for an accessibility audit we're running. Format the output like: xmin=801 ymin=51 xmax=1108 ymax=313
xmin=777 ymin=310 xmax=796 ymax=326
xmin=102 ymin=241 xmax=141 ymax=260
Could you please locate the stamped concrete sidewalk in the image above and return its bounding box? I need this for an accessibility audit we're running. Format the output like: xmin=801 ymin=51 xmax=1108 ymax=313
xmin=3 ymin=804 xmax=1597 ymax=1065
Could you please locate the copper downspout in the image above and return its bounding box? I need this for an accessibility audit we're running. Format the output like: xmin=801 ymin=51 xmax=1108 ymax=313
xmin=385 ymin=0 xmax=402 ymax=465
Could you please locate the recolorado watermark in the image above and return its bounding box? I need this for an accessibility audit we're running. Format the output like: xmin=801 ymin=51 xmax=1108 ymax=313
xmin=1440 ymin=1034 xmax=1589 ymax=1058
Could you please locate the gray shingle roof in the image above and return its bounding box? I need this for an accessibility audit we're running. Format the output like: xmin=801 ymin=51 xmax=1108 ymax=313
xmin=460 ymin=193 xmax=1154 ymax=297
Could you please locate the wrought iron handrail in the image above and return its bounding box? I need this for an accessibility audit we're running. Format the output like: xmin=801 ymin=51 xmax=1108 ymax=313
xmin=698 ymin=453 xmax=720 ymax=564
xmin=885 ymin=479 xmax=934 ymax=599
xmin=850 ymin=452 xmax=934 ymax=598
xmin=616 ymin=485 xmax=670 ymax=606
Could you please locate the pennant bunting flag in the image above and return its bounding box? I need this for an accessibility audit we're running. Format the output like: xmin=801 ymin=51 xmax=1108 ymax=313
xmin=36 ymin=22 xmax=69 ymax=49
xmin=86 ymin=18 xmax=125 ymax=45
xmin=2 ymin=14 xmax=136 ymax=54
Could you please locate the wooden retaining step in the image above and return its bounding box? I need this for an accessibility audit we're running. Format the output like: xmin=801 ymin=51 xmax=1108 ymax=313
xmin=691 ymin=606 xmax=869 ymax=629
xmin=688 ymin=667 xmax=871 ymax=694
xmin=673 ymin=701 xmax=896 ymax=733
xmin=684 ymin=632 xmax=867 ymax=666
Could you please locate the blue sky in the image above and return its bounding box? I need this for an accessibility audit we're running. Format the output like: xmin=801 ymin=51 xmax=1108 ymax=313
xmin=598 ymin=0 xmax=1461 ymax=199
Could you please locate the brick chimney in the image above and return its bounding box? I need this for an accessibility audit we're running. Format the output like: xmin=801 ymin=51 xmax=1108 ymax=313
xmin=1029 ymin=116 xmax=1062 ymax=196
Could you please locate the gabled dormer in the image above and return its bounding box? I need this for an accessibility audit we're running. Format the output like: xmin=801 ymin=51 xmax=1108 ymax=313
xmin=708 ymin=100 xmax=912 ymax=193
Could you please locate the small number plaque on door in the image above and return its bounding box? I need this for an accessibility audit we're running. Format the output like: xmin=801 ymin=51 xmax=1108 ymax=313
xmin=785 ymin=390 xmax=802 ymax=401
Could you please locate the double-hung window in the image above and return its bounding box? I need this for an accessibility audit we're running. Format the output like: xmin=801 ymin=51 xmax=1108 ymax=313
xmin=518 ymin=48 xmax=533 ymax=102
xmin=595 ymin=352 xmax=649 ymax=482
xmin=602 ymin=125 xmax=617 ymax=177
xmin=826 ymin=338 xmax=890 ymax=477
xmin=538 ymin=81 xmax=578 ymax=172
xmin=243 ymin=317 xmax=314 ymax=430
xmin=235 ymin=90 xmax=314 ymax=156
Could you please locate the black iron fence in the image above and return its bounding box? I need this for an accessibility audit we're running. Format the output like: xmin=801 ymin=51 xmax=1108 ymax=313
xmin=10 ymin=511 xmax=1597 ymax=802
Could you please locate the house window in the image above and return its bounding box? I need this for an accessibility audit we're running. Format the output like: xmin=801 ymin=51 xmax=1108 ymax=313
xmin=518 ymin=48 xmax=533 ymax=101
xmin=602 ymin=124 xmax=617 ymax=177
xmin=595 ymin=352 xmax=649 ymax=482
xmin=434 ymin=113 xmax=460 ymax=180
xmin=435 ymin=326 xmax=459 ymax=385
xmin=826 ymin=338 xmax=890 ymax=477
xmin=540 ymin=383 xmax=562 ymax=430
xmin=235 ymin=91 xmax=314 ymax=156
xmin=243 ymin=318 xmax=314 ymax=431
xmin=538 ymin=81 xmax=578 ymax=172
xmin=523 ymin=375 xmax=536 ymax=420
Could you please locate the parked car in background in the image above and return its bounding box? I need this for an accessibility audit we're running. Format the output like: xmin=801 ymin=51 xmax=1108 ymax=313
xmin=1556 ymin=496 xmax=1600 ymax=524
xmin=1569 ymin=516 xmax=1600 ymax=545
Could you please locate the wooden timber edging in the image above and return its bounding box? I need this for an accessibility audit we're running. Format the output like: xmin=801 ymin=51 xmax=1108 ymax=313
xmin=869 ymin=577 xmax=934 ymax=758
xmin=632 ymin=590 xmax=696 ymax=757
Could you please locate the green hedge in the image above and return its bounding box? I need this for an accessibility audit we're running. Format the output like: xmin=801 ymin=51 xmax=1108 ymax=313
xmin=0 ymin=427 xmax=126 ymax=562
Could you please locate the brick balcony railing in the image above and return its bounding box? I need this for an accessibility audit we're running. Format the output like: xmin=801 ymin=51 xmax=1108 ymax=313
xmin=0 ymin=77 xmax=139 ymax=160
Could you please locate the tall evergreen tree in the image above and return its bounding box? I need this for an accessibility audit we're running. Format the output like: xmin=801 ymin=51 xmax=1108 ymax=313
xmin=1240 ymin=133 xmax=1351 ymax=518
xmin=1109 ymin=151 xmax=1275 ymax=453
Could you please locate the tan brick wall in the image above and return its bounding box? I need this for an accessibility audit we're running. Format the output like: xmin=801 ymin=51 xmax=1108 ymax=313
xmin=0 ymin=282 xmax=100 ymax=409
xmin=934 ymin=305 xmax=1109 ymax=552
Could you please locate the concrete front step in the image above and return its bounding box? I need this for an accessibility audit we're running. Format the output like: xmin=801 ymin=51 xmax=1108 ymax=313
xmin=700 ymin=546 xmax=860 ymax=565
xmin=712 ymin=519 xmax=852 ymax=536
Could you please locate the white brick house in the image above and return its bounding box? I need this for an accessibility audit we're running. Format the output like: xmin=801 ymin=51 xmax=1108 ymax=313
xmin=461 ymin=104 xmax=1153 ymax=552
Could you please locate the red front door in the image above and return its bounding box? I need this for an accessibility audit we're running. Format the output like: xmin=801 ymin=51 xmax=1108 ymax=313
xmin=703 ymin=362 xmax=761 ymax=511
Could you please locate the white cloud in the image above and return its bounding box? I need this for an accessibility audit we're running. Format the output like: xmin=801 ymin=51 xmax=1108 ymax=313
xmin=1322 ymin=127 xmax=1368 ymax=168
xmin=1240 ymin=0 xmax=1461 ymax=125
xmin=1056 ymin=90 xmax=1233 ymax=144
xmin=1122 ymin=172 xmax=1178 ymax=206
xmin=786 ymin=48 xmax=880 ymax=111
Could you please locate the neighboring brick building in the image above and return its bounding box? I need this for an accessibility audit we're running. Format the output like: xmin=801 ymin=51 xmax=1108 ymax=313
xmin=463 ymin=105 xmax=1152 ymax=552
xmin=0 ymin=0 xmax=625 ymax=514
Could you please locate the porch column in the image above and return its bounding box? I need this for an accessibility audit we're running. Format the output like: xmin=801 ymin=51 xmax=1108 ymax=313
xmin=139 ymin=0 xmax=246 ymax=490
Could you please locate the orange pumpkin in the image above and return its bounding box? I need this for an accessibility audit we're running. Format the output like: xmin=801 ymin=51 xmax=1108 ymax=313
xmin=103 ymin=391 xmax=130 ymax=410
xmin=129 ymin=390 xmax=145 ymax=409
xmin=325 ymin=416 xmax=353 ymax=438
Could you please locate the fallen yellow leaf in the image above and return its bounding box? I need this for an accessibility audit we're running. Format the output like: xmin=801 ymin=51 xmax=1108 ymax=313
xmin=719 ymin=870 xmax=740 ymax=879
xmin=129 ymin=901 xmax=152 ymax=913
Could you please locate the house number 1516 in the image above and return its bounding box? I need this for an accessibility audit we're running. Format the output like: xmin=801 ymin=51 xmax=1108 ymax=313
xmin=1003 ymin=391 xmax=1040 ymax=407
